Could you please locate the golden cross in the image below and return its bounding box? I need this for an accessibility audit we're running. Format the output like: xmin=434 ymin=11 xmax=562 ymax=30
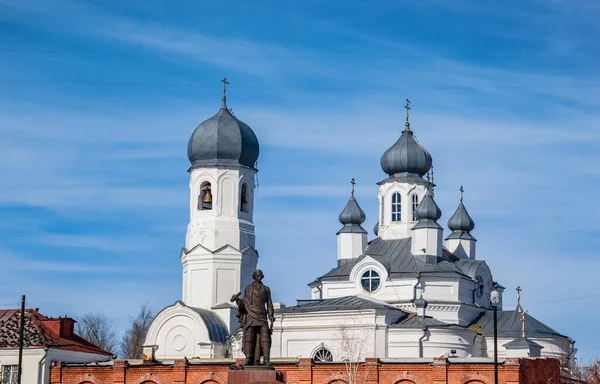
xmin=351 ymin=178 xmax=355 ymax=195
xmin=460 ymin=185 xmax=464 ymax=202
xmin=405 ymin=98 xmax=411 ymax=128
xmin=521 ymin=310 xmax=526 ymax=338
xmin=221 ymin=77 xmax=230 ymax=100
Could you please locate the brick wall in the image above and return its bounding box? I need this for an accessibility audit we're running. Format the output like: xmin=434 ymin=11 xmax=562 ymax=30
xmin=50 ymin=357 xmax=562 ymax=384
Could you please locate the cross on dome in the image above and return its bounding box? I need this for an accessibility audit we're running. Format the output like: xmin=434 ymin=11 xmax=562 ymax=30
xmin=351 ymin=177 xmax=356 ymax=195
xmin=405 ymin=98 xmax=411 ymax=128
xmin=221 ymin=77 xmax=230 ymax=101
xmin=460 ymin=185 xmax=464 ymax=202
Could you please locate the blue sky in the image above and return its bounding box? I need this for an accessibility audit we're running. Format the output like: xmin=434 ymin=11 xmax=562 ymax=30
xmin=1 ymin=0 xmax=599 ymax=361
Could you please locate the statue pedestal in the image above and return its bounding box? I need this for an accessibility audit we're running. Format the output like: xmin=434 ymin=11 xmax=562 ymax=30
xmin=228 ymin=367 xmax=286 ymax=383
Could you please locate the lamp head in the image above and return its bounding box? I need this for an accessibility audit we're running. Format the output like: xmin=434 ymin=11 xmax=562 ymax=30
xmin=490 ymin=289 xmax=500 ymax=307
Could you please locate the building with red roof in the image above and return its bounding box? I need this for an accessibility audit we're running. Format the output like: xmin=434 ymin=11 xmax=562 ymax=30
xmin=0 ymin=309 xmax=112 ymax=384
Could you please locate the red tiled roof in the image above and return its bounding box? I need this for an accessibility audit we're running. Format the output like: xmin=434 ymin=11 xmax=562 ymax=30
xmin=0 ymin=309 xmax=112 ymax=356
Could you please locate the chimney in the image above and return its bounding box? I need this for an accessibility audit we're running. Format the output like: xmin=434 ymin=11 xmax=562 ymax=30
xmin=45 ymin=317 xmax=76 ymax=338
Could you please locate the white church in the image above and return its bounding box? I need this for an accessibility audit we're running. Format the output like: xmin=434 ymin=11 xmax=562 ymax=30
xmin=144 ymin=88 xmax=576 ymax=363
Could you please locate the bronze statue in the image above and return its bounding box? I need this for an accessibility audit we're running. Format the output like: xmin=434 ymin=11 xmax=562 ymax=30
xmin=231 ymin=269 xmax=275 ymax=366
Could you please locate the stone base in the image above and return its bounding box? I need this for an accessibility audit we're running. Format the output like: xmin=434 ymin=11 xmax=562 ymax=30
xmin=228 ymin=368 xmax=286 ymax=383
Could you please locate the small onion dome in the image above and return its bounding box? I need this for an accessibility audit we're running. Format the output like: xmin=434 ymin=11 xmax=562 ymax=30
xmin=337 ymin=195 xmax=367 ymax=235
xmin=187 ymin=98 xmax=259 ymax=169
xmin=373 ymin=221 xmax=379 ymax=236
xmin=339 ymin=195 xmax=366 ymax=225
xmin=448 ymin=202 xmax=475 ymax=232
xmin=380 ymin=126 xmax=432 ymax=177
xmin=414 ymin=296 xmax=428 ymax=309
xmin=412 ymin=191 xmax=442 ymax=230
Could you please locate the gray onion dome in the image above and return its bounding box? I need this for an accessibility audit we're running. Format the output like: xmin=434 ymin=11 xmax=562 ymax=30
xmin=412 ymin=191 xmax=443 ymax=230
xmin=414 ymin=296 xmax=428 ymax=309
xmin=380 ymin=126 xmax=432 ymax=177
xmin=337 ymin=193 xmax=367 ymax=235
xmin=373 ymin=221 xmax=379 ymax=236
xmin=416 ymin=192 xmax=441 ymax=221
xmin=187 ymin=98 xmax=259 ymax=169
xmin=448 ymin=202 xmax=475 ymax=232
xmin=339 ymin=195 xmax=366 ymax=225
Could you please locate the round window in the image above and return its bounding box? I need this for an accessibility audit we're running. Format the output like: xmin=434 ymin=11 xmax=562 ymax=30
xmin=313 ymin=347 xmax=333 ymax=362
xmin=360 ymin=270 xmax=381 ymax=293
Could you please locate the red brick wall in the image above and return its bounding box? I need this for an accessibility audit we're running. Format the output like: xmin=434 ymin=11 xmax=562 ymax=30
xmin=50 ymin=357 xmax=562 ymax=384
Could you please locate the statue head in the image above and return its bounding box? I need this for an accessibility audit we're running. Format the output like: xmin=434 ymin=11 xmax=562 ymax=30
xmin=252 ymin=269 xmax=264 ymax=282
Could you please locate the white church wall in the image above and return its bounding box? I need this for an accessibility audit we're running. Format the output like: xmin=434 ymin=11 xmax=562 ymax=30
xmin=272 ymin=311 xmax=379 ymax=360
xmin=337 ymin=232 xmax=368 ymax=262
xmin=146 ymin=304 xmax=225 ymax=360
xmin=484 ymin=337 xmax=572 ymax=360
xmin=181 ymin=246 xmax=243 ymax=309
xmin=187 ymin=166 xmax=256 ymax=252
xmin=377 ymin=180 xmax=429 ymax=240
xmin=387 ymin=327 xmax=477 ymax=358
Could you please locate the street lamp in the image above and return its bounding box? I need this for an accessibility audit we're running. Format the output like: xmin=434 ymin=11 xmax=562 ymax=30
xmin=490 ymin=288 xmax=500 ymax=384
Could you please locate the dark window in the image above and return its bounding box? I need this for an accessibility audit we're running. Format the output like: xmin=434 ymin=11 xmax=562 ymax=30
xmin=240 ymin=184 xmax=248 ymax=212
xmin=313 ymin=347 xmax=333 ymax=362
xmin=361 ymin=270 xmax=381 ymax=293
xmin=412 ymin=194 xmax=419 ymax=221
xmin=391 ymin=193 xmax=401 ymax=222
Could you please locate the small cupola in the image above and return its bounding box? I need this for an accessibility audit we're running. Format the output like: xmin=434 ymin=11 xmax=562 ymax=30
xmin=337 ymin=178 xmax=368 ymax=265
xmin=445 ymin=186 xmax=477 ymax=259
xmin=380 ymin=100 xmax=432 ymax=177
xmin=411 ymin=189 xmax=444 ymax=262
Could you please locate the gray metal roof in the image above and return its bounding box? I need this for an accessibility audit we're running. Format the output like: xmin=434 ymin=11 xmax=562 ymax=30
xmin=189 ymin=306 xmax=229 ymax=345
xmin=187 ymin=99 xmax=259 ymax=169
xmin=279 ymin=295 xmax=408 ymax=314
xmin=162 ymin=301 xmax=228 ymax=345
xmin=392 ymin=314 xmax=467 ymax=330
xmin=453 ymin=259 xmax=488 ymax=278
xmin=473 ymin=308 xmax=569 ymax=340
xmin=380 ymin=126 xmax=432 ymax=177
xmin=503 ymin=337 xmax=543 ymax=349
xmin=312 ymin=237 xmax=471 ymax=285
xmin=447 ymin=201 xmax=475 ymax=233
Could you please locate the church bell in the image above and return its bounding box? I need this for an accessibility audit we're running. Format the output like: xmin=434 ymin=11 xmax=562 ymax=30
xmin=200 ymin=184 xmax=213 ymax=210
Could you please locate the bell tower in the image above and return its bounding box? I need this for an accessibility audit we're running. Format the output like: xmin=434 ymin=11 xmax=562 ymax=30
xmin=377 ymin=100 xmax=433 ymax=240
xmin=181 ymin=78 xmax=260 ymax=314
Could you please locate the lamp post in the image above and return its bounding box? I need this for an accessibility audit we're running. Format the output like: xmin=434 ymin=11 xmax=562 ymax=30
xmin=490 ymin=288 xmax=500 ymax=384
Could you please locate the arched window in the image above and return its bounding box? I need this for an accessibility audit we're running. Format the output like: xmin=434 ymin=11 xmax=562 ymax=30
xmin=361 ymin=270 xmax=381 ymax=293
xmin=411 ymin=194 xmax=419 ymax=221
xmin=313 ymin=347 xmax=333 ymax=362
xmin=240 ymin=184 xmax=248 ymax=212
xmin=391 ymin=193 xmax=401 ymax=222
xmin=198 ymin=182 xmax=213 ymax=210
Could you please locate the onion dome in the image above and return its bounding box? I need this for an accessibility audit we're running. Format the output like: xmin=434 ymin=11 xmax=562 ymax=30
xmin=446 ymin=186 xmax=476 ymax=240
xmin=373 ymin=221 xmax=379 ymax=236
xmin=187 ymin=85 xmax=259 ymax=169
xmin=414 ymin=295 xmax=428 ymax=309
xmin=412 ymin=191 xmax=442 ymax=230
xmin=380 ymin=100 xmax=432 ymax=177
xmin=337 ymin=179 xmax=367 ymax=235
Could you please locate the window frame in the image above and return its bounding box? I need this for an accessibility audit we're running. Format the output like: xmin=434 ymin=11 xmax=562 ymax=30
xmin=391 ymin=192 xmax=402 ymax=222
xmin=360 ymin=269 xmax=381 ymax=293
xmin=313 ymin=347 xmax=334 ymax=362
xmin=411 ymin=194 xmax=419 ymax=221
xmin=2 ymin=365 xmax=18 ymax=384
